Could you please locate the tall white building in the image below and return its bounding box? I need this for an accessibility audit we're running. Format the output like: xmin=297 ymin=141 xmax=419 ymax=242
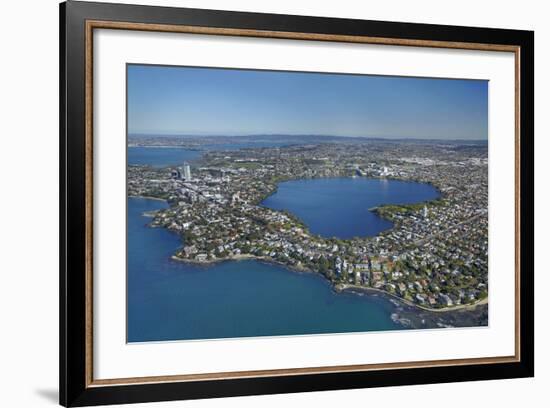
xmin=183 ymin=162 xmax=191 ymax=180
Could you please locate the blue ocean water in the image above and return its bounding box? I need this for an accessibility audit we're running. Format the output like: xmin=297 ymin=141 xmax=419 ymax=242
xmin=128 ymin=147 xmax=201 ymax=167
xmin=262 ymin=178 xmax=440 ymax=239
xmin=128 ymin=143 xmax=296 ymax=167
xmin=127 ymin=198 xmax=401 ymax=342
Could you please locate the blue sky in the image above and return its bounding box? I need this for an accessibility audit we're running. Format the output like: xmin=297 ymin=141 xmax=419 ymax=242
xmin=127 ymin=64 xmax=488 ymax=140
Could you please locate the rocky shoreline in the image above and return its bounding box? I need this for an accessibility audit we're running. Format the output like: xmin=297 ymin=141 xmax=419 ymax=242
xmin=170 ymin=244 xmax=487 ymax=318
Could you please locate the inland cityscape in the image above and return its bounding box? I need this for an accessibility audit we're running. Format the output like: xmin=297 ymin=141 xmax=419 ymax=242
xmin=127 ymin=65 xmax=488 ymax=342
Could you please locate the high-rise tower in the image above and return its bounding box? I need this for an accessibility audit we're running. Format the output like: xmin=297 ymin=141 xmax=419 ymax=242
xmin=183 ymin=162 xmax=192 ymax=180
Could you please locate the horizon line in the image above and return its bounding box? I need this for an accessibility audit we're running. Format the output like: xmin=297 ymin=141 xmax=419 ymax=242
xmin=128 ymin=133 xmax=488 ymax=143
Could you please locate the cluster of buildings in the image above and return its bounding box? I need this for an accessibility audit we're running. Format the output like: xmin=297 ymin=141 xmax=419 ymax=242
xmin=170 ymin=162 xmax=192 ymax=181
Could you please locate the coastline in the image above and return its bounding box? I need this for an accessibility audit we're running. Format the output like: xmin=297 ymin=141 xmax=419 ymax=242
xmin=171 ymin=250 xmax=486 ymax=314
xmin=128 ymin=194 xmax=168 ymax=202
xmin=171 ymin=253 xmax=313 ymax=274
xmin=337 ymin=283 xmax=488 ymax=313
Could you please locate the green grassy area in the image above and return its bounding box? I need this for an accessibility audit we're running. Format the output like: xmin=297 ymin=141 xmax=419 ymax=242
xmin=374 ymin=198 xmax=446 ymax=217
xmin=233 ymin=162 xmax=262 ymax=169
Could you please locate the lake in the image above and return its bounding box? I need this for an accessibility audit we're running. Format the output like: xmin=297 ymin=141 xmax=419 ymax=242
xmin=262 ymin=177 xmax=440 ymax=239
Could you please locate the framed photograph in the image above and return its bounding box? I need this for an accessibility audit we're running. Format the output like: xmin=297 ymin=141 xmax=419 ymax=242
xmin=60 ymin=1 xmax=534 ymax=406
